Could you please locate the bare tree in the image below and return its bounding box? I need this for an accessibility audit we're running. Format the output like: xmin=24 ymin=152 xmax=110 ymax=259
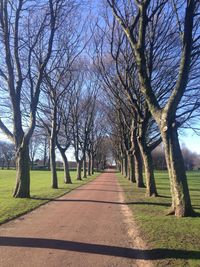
xmin=0 ymin=141 xmax=15 ymax=169
xmin=29 ymin=134 xmax=41 ymax=170
xmin=56 ymin=89 xmax=74 ymax=184
xmin=37 ymin=0 xmax=89 ymax=187
xmin=71 ymin=72 xmax=98 ymax=180
xmin=107 ymin=0 xmax=200 ymax=216
xmin=0 ymin=0 xmax=66 ymax=197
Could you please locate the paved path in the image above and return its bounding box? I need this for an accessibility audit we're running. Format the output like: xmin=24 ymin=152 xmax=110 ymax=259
xmin=0 ymin=171 xmax=151 ymax=267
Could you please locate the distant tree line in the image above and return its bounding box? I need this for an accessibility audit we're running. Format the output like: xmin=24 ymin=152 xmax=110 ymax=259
xmin=0 ymin=141 xmax=15 ymax=169
xmin=152 ymin=145 xmax=200 ymax=171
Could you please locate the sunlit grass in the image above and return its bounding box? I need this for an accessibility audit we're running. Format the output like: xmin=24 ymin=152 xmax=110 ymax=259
xmin=0 ymin=169 xmax=100 ymax=224
xmin=117 ymin=171 xmax=200 ymax=267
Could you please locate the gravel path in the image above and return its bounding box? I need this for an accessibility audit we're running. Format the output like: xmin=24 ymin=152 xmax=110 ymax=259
xmin=0 ymin=171 xmax=152 ymax=267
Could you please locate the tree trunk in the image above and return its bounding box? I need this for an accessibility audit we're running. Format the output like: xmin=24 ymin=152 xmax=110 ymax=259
xmin=43 ymin=137 xmax=47 ymax=167
xmin=13 ymin=143 xmax=30 ymax=198
xmin=7 ymin=160 xmax=11 ymax=170
xmin=83 ymin=155 xmax=87 ymax=178
xmin=30 ymin=159 xmax=34 ymax=170
xmin=134 ymin=149 xmax=145 ymax=188
xmin=123 ymin=154 xmax=128 ymax=178
xmin=76 ymin=160 xmax=82 ymax=180
xmin=91 ymin=153 xmax=94 ymax=174
xmin=87 ymin=153 xmax=91 ymax=176
xmin=127 ymin=151 xmax=131 ymax=180
xmin=59 ymin=149 xmax=72 ymax=184
xmin=47 ymin=156 xmax=50 ymax=171
xmin=138 ymin=139 xmax=158 ymax=196
xmin=161 ymin=126 xmax=194 ymax=217
xmin=127 ymin=152 xmax=136 ymax=182
xmin=118 ymin=160 xmax=122 ymax=173
xmin=120 ymin=155 xmax=123 ymax=175
xmin=50 ymin=138 xmax=58 ymax=189
xmin=96 ymin=162 xmax=99 ymax=172
xmin=128 ymin=153 xmax=135 ymax=183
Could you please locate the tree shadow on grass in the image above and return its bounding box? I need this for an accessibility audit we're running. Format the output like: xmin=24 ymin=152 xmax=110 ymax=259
xmin=188 ymin=188 xmax=200 ymax=192
xmin=0 ymin=236 xmax=200 ymax=260
xmin=126 ymin=202 xmax=171 ymax=207
xmin=157 ymin=195 xmax=171 ymax=199
xmin=193 ymin=212 xmax=200 ymax=217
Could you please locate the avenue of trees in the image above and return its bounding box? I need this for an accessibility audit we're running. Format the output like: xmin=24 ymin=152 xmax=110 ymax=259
xmin=0 ymin=0 xmax=109 ymax=198
xmin=0 ymin=0 xmax=199 ymax=219
xmin=104 ymin=0 xmax=200 ymax=217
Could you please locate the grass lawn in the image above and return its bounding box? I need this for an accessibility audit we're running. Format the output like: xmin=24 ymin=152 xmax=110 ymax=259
xmin=117 ymin=171 xmax=200 ymax=267
xmin=0 ymin=169 xmax=100 ymax=225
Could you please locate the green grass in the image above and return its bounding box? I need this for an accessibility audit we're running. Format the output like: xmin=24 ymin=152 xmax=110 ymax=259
xmin=117 ymin=171 xmax=200 ymax=267
xmin=0 ymin=169 xmax=100 ymax=225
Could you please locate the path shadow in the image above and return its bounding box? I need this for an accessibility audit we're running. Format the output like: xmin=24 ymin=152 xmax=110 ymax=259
xmin=0 ymin=236 xmax=200 ymax=260
xmin=30 ymin=197 xmax=171 ymax=207
xmin=30 ymin=197 xmax=124 ymax=204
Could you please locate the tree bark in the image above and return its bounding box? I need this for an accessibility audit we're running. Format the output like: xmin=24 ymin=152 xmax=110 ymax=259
xmin=118 ymin=160 xmax=122 ymax=173
xmin=13 ymin=143 xmax=30 ymax=198
xmin=128 ymin=153 xmax=136 ymax=183
xmin=130 ymin=119 xmax=144 ymax=186
xmin=30 ymin=159 xmax=34 ymax=170
xmin=50 ymin=137 xmax=58 ymax=189
xmin=127 ymin=151 xmax=135 ymax=182
xmin=161 ymin=125 xmax=194 ymax=217
xmin=43 ymin=137 xmax=48 ymax=167
xmin=47 ymin=157 xmax=50 ymax=171
xmin=134 ymin=148 xmax=145 ymax=188
xmin=127 ymin=151 xmax=131 ymax=180
xmin=91 ymin=153 xmax=94 ymax=174
xmin=83 ymin=154 xmax=87 ymax=178
xmin=87 ymin=152 xmax=91 ymax=176
xmin=59 ymin=148 xmax=72 ymax=184
xmin=138 ymin=138 xmax=158 ymax=196
xmin=76 ymin=160 xmax=82 ymax=180
xmin=120 ymin=155 xmax=123 ymax=175
xmin=123 ymin=154 xmax=128 ymax=178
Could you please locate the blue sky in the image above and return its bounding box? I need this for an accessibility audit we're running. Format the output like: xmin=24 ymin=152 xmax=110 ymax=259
xmin=0 ymin=127 xmax=200 ymax=159
xmin=180 ymin=129 xmax=200 ymax=154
